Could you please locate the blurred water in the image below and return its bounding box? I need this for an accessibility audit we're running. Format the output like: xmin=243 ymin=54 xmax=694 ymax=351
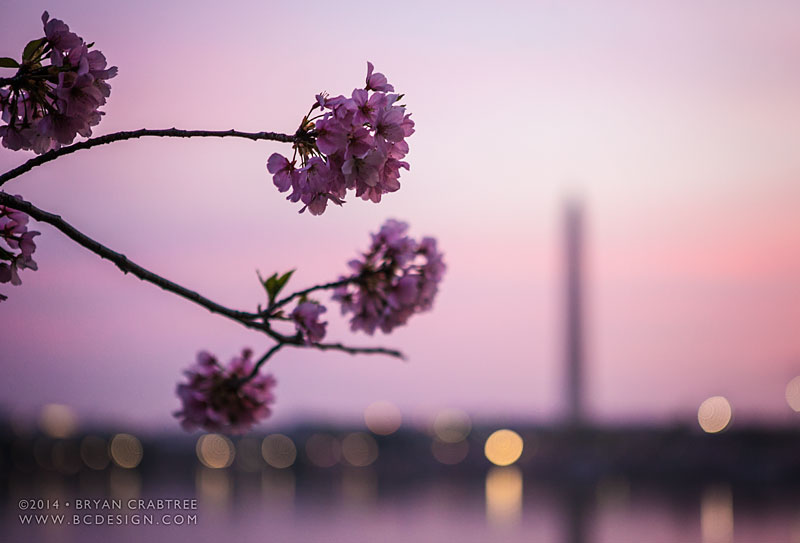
xmin=3 ymin=468 xmax=800 ymax=543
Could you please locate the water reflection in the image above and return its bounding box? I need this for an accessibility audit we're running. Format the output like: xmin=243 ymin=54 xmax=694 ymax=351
xmin=562 ymin=486 xmax=590 ymax=543
xmin=261 ymin=468 xmax=295 ymax=510
xmin=485 ymin=465 xmax=522 ymax=527
xmin=4 ymin=425 xmax=800 ymax=543
xmin=595 ymin=477 xmax=630 ymax=509
xmin=196 ymin=466 xmax=231 ymax=511
xmin=341 ymin=467 xmax=378 ymax=504
xmin=3 ymin=467 xmax=799 ymax=543
xmin=109 ymin=466 xmax=140 ymax=500
xmin=701 ymin=485 xmax=733 ymax=543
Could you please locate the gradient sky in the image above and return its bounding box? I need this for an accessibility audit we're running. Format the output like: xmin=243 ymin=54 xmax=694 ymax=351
xmin=1 ymin=0 xmax=799 ymax=431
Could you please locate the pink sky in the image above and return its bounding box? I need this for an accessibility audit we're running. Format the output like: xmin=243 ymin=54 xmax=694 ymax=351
xmin=1 ymin=0 xmax=799 ymax=430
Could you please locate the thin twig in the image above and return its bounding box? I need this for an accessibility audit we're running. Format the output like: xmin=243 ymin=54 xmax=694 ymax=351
xmin=0 ymin=192 xmax=262 ymax=329
xmin=0 ymin=128 xmax=297 ymax=187
xmin=258 ymin=324 xmax=403 ymax=360
xmin=306 ymin=341 xmax=405 ymax=360
xmin=269 ymin=276 xmax=357 ymax=313
xmin=0 ymin=192 xmax=406 ymax=368
xmin=241 ymin=343 xmax=284 ymax=383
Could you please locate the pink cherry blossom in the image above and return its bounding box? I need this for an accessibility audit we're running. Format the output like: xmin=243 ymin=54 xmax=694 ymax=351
xmin=0 ymin=12 xmax=117 ymax=154
xmin=175 ymin=349 xmax=277 ymax=434
xmin=267 ymin=62 xmax=413 ymax=214
xmin=0 ymin=198 xmax=40 ymax=300
xmin=267 ymin=153 xmax=297 ymax=192
xmin=291 ymin=301 xmax=328 ymax=344
xmin=333 ymin=220 xmax=446 ymax=334
xmin=42 ymin=12 xmax=83 ymax=53
xmin=365 ymin=62 xmax=394 ymax=92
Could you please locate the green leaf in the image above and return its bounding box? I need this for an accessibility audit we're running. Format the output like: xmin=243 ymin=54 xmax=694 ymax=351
xmin=22 ymin=38 xmax=46 ymax=63
xmin=258 ymin=269 xmax=295 ymax=304
xmin=0 ymin=57 xmax=19 ymax=68
xmin=258 ymin=271 xmax=278 ymax=303
xmin=274 ymin=269 xmax=295 ymax=296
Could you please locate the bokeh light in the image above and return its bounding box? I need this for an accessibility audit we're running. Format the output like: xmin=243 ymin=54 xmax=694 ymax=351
xmin=432 ymin=438 xmax=469 ymax=465
xmin=785 ymin=376 xmax=800 ymax=412
xmin=261 ymin=434 xmax=297 ymax=469
xmin=433 ymin=408 xmax=472 ymax=443
xmin=484 ymin=429 xmax=524 ymax=466
xmin=364 ymin=401 xmax=402 ymax=435
xmin=341 ymin=432 xmax=379 ymax=467
xmin=109 ymin=433 xmax=143 ymax=469
xmin=305 ymin=433 xmax=341 ymax=468
xmin=697 ymin=396 xmax=733 ymax=433
xmin=80 ymin=435 xmax=109 ymax=470
xmin=485 ymin=466 xmax=523 ymax=527
xmin=39 ymin=404 xmax=77 ymax=439
xmin=196 ymin=434 xmax=235 ymax=469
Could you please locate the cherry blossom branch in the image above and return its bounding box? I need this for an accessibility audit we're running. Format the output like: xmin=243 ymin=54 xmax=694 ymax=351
xmin=260 ymin=322 xmax=404 ymax=361
xmin=0 ymin=128 xmax=299 ymax=187
xmin=241 ymin=343 xmax=285 ymax=383
xmin=303 ymin=341 xmax=405 ymax=359
xmin=0 ymin=192 xmax=406 ymax=364
xmin=2 ymin=12 xmax=426 ymax=435
xmin=269 ymin=276 xmax=357 ymax=313
xmin=0 ymin=191 xmax=263 ymax=327
xmin=241 ymin=340 xmax=406 ymax=388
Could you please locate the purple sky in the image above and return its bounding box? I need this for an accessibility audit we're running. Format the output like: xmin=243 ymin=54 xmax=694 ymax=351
xmin=1 ymin=0 xmax=800 ymax=431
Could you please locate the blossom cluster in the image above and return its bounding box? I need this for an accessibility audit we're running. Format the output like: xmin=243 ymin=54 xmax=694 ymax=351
xmin=0 ymin=198 xmax=39 ymax=301
xmin=0 ymin=12 xmax=117 ymax=154
xmin=267 ymin=62 xmax=414 ymax=215
xmin=175 ymin=219 xmax=444 ymax=432
xmin=333 ymin=219 xmax=445 ymax=334
xmin=291 ymin=301 xmax=328 ymax=344
xmin=174 ymin=349 xmax=276 ymax=434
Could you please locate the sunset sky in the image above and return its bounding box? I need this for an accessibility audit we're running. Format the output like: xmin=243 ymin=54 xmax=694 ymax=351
xmin=1 ymin=0 xmax=799 ymax=431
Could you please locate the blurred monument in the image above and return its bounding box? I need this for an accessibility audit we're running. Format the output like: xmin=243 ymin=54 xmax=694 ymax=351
xmin=563 ymin=198 xmax=586 ymax=427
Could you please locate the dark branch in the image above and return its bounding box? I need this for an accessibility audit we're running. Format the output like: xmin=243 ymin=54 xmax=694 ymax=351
xmin=307 ymin=341 xmax=405 ymax=360
xmin=241 ymin=343 xmax=284 ymax=383
xmin=0 ymin=192 xmax=407 ymax=375
xmin=0 ymin=192 xmax=262 ymax=329
xmin=0 ymin=128 xmax=297 ymax=187
xmin=269 ymin=276 xmax=356 ymax=313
